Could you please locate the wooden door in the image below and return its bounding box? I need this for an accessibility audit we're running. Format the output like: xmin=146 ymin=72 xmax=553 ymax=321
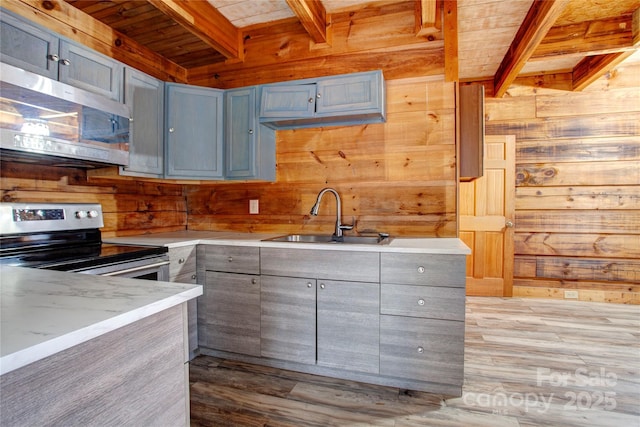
xmin=459 ymin=135 xmax=515 ymax=296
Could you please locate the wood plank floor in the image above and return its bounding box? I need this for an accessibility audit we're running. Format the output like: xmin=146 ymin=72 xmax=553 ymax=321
xmin=189 ymin=297 xmax=640 ymax=426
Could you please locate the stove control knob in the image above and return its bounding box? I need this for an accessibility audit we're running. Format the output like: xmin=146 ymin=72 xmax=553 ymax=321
xmin=75 ymin=210 xmax=88 ymax=219
xmin=87 ymin=210 xmax=99 ymax=218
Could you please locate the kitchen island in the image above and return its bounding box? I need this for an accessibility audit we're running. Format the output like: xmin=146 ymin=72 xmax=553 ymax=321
xmin=105 ymin=231 xmax=470 ymax=396
xmin=0 ymin=266 xmax=202 ymax=426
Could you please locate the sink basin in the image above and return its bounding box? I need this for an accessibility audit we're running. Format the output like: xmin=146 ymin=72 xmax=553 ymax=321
xmin=264 ymin=234 xmax=392 ymax=245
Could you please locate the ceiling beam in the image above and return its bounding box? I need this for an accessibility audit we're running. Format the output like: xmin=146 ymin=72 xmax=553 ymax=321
xmin=572 ymin=8 xmax=639 ymax=91
xmin=531 ymin=15 xmax=635 ymax=60
xmin=285 ymin=0 xmax=330 ymax=45
xmin=415 ymin=0 xmax=441 ymax=36
xmin=493 ymin=0 xmax=570 ymax=98
xmin=443 ymin=0 xmax=458 ymax=82
xmin=148 ymin=0 xmax=242 ymax=60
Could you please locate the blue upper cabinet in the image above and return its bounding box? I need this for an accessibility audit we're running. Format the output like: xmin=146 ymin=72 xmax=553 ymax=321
xmin=225 ymin=87 xmax=276 ymax=181
xmin=165 ymin=83 xmax=224 ymax=180
xmin=0 ymin=11 xmax=59 ymax=80
xmin=258 ymin=70 xmax=386 ymax=129
xmin=0 ymin=10 xmax=122 ymax=101
xmin=260 ymin=84 xmax=317 ymax=118
xmin=120 ymin=67 xmax=165 ymax=178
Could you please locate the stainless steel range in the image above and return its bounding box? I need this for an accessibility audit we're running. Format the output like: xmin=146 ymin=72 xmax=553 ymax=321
xmin=0 ymin=202 xmax=168 ymax=280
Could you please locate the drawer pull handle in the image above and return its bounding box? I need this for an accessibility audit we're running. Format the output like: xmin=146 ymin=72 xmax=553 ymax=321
xmin=228 ymin=256 xmax=233 ymax=262
xmin=418 ymin=298 xmax=425 ymax=306
xmin=417 ymin=266 xmax=425 ymax=273
xmin=417 ymin=346 xmax=424 ymax=354
xmin=320 ymin=283 xmax=325 ymax=289
xmin=307 ymin=282 xmax=313 ymax=288
xmin=178 ymin=258 xmax=185 ymax=264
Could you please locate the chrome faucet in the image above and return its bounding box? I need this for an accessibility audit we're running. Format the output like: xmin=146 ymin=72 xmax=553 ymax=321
xmin=310 ymin=188 xmax=354 ymax=241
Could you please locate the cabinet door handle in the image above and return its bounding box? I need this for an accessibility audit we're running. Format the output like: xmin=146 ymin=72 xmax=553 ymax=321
xmin=307 ymin=282 xmax=313 ymax=288
xmin=417 ymin=346 xmax=424 ymax=354
xmin=227 ymin=256 xmax=233 ymax=262
xmin=417 ymin=266 xmax=425 ymax=273
xmin=191 ymin=274 xmax=197 ymax=280
xmin=48 ymin=54 xmax=59 ymax=62
xmin=60 ymin=58 xmax=71 ymax=66
xmin=316 ymin=93 xmax=321 ymax=99
xmin=169 ymin=127 xmax=175 ymax=133
xmin=417 ymin=298 xmax=425 ymax=306
xmin=308 ymin=97 xmax=314 ymax=103
xmin=248 ymin=129 xmax=254 ymax=134
xmin=251 ymin=278 xmax=258 ymax=285
xmin=320 ymin=283 xmax=325 ymax=289
xmin=178 ymin=258 xmax=185 ymax=264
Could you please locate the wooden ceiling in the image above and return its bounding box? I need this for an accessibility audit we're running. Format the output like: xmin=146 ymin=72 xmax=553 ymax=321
xmin=5 ymin=0 xmax=639 ymax=96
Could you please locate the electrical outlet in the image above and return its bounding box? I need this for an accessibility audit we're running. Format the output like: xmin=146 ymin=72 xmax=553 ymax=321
xmin=564 ymin=290 xmax=579 ymax=299
xmin=249 ymin=199 xmax=259 ymax=214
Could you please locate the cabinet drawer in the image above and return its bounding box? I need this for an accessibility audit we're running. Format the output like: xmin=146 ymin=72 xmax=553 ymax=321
xmin=380 ymin=315 xmax=464 ymax=385
xmin=380 ymin=253 xmax=465 ymax=287
xmin=261 ymin=248 xmax=379 ymax=282
xmin=381 ymin=284 xmax=464 ymax=321
xmin=169 ymin=246 xmax=196 ymax=282
xmin=204 ymin=245 xmax=260 ymax=274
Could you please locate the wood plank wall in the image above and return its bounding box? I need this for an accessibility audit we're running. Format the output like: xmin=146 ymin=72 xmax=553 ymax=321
xmin=483 ymin=61 xmax=640 ymax=304
xmin=185 ymin=77 xmax=458 ymax=237
xmin=0 ymin=162 xmax=187 ymax=238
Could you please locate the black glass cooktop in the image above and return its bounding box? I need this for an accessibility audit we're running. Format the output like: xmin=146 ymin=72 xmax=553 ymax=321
xmin=0 ymin=242 xmax=167 ymax=271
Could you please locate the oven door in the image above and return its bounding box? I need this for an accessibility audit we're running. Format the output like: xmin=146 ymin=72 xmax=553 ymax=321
xmin=73 ymin=255 xmax=170 ymax=281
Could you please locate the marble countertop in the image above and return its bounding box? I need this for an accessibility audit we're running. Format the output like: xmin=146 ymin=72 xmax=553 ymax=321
xmin=104 ymin=231 xmax=471 ymax=255
xmin=0 ymin=267 xmax=202 ymax=375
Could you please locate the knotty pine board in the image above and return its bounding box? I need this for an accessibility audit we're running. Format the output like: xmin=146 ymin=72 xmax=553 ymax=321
xmin=516 ymin=136 xmax=640 ymax=162
xmin=514 ymin=232 xmax=640 ymax=259
xmin=515 ymin=185 xmax=640 ymax=210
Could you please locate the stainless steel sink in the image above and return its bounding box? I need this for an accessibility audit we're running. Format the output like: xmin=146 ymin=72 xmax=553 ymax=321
xmin=263 ymin=234 xmax=392 ymax=245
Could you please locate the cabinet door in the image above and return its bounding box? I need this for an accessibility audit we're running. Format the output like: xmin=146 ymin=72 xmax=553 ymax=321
xmin=198 ymin=271 xmax=261 ymax=356
xmin=168 ymin=246 xmax=197 ymax=283
xmin=0 ymin=11 xmax=59 ymax=79
xmin=121 ymin=67 xmax=164 ymax=177
xmin=317 ymin=280 xmax=379 ymax=374
xmin=259 ymin=84 xmax=316 ymax=118
xmin=315 ymin=71 xmax=382 ymax=115
xmin=380 ymin=316 xmax=464 ymax=386
xmin=225 ymin=87 xmax=257 ymax=178
xmin=165 ymin=84 xmax=224 ymax=179
xmin=58 ymin=41 xmax=122 ymax=101
xmin=261 ymin=275 xmax=316 ymax=364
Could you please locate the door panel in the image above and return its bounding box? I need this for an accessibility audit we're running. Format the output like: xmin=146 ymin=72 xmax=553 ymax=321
xmin=460 ymin=135 xmax=515 ymax=296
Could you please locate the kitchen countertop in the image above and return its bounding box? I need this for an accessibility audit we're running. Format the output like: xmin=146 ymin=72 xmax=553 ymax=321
xmin=0 ymin=266 xmax=202 ymax=375
xmin=104 ymin=231 xmax=471 ymax=255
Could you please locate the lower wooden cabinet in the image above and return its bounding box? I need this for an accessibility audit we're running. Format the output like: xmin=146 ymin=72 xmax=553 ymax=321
xmin=317 ymin=280 xmax=379 ymax=374
xmin=380 ymin=315 xmax=464 ymax=385
xmin=197 ymin=245 xmax=466 ymax=395
xmin=260 ymin=275 xmax=316 ymax=364
xmin=199 ymin=271 xmax=261 ymax=356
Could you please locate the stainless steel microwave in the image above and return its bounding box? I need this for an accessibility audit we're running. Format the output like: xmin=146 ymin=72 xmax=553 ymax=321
xmin=0 ymin=62 xmax=130 ymax=166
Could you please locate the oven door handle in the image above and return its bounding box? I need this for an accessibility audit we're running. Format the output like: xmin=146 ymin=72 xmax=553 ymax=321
xmin=100 ymin=260 xmax=170 ymax=277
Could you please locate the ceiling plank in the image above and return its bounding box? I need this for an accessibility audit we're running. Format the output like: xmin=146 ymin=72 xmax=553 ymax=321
xmin=415 ymin=0 xmax=440 ymax=36
xmin=148 ymin=0 xmax=242 ymax=60
xmin=493 ymin=0 xmax=570 ymax=98
xmin=443 ymin=0 xmax=458 ymax=82
xmin=285 ymin=0 xmax=329 ymax=44
xmin=572 ymin=8 xmax=639 ymax=91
